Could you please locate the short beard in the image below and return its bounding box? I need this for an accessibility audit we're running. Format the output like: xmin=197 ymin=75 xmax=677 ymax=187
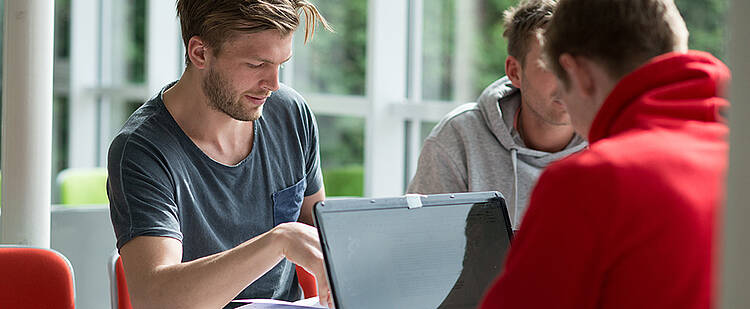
xmin=202 ymin=66 xmax=262 ymax=122
xmin=522 ymin=93 xmax=570 ymax=126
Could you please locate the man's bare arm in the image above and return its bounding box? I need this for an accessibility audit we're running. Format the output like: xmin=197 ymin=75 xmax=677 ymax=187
xmin=120 ymin=221 xmax=331 ymax=309
xmin=299 ymin=188 xmax=325 ymax=226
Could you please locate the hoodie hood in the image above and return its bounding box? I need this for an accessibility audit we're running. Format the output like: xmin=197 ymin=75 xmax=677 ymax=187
xmin=409 ymin=76 xmax=587 ymax=229
xmin=477 ymin=76 xmax=587 ymax=167
xmin=590 ymin=51 xmax=730 ymax=143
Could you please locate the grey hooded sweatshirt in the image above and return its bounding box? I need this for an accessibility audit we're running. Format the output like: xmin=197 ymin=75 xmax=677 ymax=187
xmin=407 ymin=76 xmax=587 ymax=229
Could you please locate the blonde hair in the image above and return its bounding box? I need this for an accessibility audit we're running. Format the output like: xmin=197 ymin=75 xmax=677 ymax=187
xmin=502 ymin=0 xmax=557 ymax=66
xmin=177 ymin=0 xmax=333 ymax=65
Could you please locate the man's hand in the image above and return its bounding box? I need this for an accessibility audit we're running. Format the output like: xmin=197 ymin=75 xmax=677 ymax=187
xmin=272 ymin=222 xmax=334 ymax=308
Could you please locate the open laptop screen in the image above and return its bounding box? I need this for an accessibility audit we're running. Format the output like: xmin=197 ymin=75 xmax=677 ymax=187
xmin=314 ymin=192 xmax=513 ymax=309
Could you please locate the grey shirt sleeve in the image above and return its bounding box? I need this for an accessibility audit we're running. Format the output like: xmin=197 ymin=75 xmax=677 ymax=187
xmin=407 ymin=138 xmax=468 ymax=194
xmin=107 ymin=132 xmax=182 ymax=249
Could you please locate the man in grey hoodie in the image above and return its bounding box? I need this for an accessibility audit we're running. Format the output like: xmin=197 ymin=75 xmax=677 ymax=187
xmin=407 ymin=0 xmax=586 ymax=230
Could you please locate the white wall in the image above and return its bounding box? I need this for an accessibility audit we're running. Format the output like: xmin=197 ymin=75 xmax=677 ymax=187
xmin=721 ymin=0 xmax=750 ymax=307
xmin=51 ymin=207 xmax=117 ymax=309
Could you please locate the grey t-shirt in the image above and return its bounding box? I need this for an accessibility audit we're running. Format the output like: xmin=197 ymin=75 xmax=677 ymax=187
xmin=107 ymin=82 xmax=323 ymax=303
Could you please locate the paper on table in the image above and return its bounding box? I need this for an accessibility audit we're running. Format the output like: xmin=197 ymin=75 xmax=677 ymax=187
xmin=293 ymin=297 xmax=327 ymax=307
xmin=233 ymin=297 xmax=327 ymax=309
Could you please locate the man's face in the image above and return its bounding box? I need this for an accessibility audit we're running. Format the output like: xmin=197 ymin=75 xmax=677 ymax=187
xmin=201 ymin=30 xmax=293 ymax=121
xmin=554 ymin=73 xmax=590 ymax=137
xmin=518 ymin=37 xmax=571 ymax=126
xmin=554 ymin=54 xmax=617 ymax=138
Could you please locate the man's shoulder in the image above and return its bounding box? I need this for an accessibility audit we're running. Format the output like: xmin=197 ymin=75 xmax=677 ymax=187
xmin=265 ymin=84 xmax=308 ymax=113
xmin=542 ymin=147 xmax=619 ymax=185
xmin=261 ymin=84 xmax=316 ymax=126
xmin=427 ymin=103 xmax=487 ymax=139
xmin=544 ymin=132 xmax=668 ymax=187
xmin=109 ymin=98 xmax=180 ymax=162
xmin=444 ymin=103 xmax=483 ymax=121
xmin=115 ymin=96 xmax=168 ymax=134
xmin=582 ymin=130 xmax=677 ymax=169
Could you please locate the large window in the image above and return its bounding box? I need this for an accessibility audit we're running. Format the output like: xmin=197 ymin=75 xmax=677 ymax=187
xmin=289 ymin=0 xmax=369 ymax=196
xmin=0 ymin=0 xmax=729 ymax=199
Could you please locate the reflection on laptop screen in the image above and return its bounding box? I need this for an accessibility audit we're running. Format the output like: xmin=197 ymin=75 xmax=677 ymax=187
xmin=314 ymin=192 xmax=512 ymax=309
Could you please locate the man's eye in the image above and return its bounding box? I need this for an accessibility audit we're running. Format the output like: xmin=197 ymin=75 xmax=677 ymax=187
xmin=248 ymin=63 xmax=263 ymax=68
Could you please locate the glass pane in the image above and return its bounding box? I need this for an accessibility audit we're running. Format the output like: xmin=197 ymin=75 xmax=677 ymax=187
xmin=675 ymin=0 xmax=728 ymax=59
xmin=423 ymin=0 xmax=729 ymax=104
xmin=422 ymin=0 xmax=456 ymax=101
xmin=474 ymin=0 xmax=514 ymax=97
xmin=318 ymin=115 xmax=365 ymax=197
xmin=55 ymin=0 xmax=71 ymax=60
xmin=127 ymin=0 xmax=147 ymax=83
xmin=291 ymin=0 xmax=368 ymax=96
xmin=420 ymin=121 xmax=438 ymax=142
xmin=52 ymin=0 xmax=72 ymax=184
xmin=109 ymin=100 xmax=144 ymax=137
xmin=52 ymin=95 xmax=70 ymax=178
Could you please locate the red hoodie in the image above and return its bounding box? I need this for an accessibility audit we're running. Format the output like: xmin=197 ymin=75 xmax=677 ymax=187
xmin=479 ymin=51 xmax=730 ymax=309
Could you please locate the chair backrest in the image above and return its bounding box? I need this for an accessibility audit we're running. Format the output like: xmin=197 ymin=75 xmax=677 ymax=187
xmin=109 ymin=250 xmax=133 ymax=309
xmin=0 ymin=245 xmax=76 ymax=308
xmin=57 ymin=167 xmax=109 ymax=206
xmin=296 ymin=264 xmax=318 ymax=298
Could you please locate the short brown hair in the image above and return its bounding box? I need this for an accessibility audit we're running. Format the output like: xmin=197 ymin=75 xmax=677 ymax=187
xmin=176 ymin=0 xmax=333 ymax=65
xmin=542 ymin=0 xmax=689 ymax=86
xmin=502 ymin=0 xmax=557 ymax=66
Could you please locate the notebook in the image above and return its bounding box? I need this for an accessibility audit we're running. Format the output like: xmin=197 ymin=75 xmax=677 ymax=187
xmin=313 ymin=191 xmax=514 ymax=309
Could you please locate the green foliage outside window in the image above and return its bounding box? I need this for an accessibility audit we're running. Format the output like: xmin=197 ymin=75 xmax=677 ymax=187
xmin=474 ymin=0 xmax=726 ymax=97
xmin=423 ymin=0 xmax=457 ymax=101
xmin=129 ymin=0 xmax=147 ymax=83
xmin=293 ymin=0 xmax=368 ymax=96
xmin=675 ymin=0 xmax=727 ymax=59
xmin=475 ymin=0 xmax=515 ymax=95
xmin=294 ymin=0 xmax=368 ymax=196
xmin=0 ymin=0 xmax=729 ymax=198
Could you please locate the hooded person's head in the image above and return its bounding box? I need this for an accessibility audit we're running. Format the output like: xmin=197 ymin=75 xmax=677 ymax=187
xmin=540 ymin=0 xmax=689 ymax=137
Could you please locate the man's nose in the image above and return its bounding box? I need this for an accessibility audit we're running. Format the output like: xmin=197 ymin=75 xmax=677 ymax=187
xmin=261 ymin=66 xmax=281 ymax=92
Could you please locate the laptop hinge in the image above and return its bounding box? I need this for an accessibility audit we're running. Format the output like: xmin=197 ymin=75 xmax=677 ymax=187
xmin=405 ymin=194 xmax=426 ymax=209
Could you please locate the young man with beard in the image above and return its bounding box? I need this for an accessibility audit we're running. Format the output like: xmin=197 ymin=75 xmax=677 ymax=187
xmin=106 ymin=1 xmax=334 ymax=308
xmin=408 ymin=0 xmax=586 ymax=230
xmin=480 ymin=0 xmax=730 ymax=308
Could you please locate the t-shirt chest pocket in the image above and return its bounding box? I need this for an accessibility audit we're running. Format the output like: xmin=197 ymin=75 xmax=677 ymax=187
xmin=271 ymin=177 xmax=307 ymax=226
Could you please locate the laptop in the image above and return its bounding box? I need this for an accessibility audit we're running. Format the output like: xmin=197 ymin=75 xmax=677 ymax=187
xmin=313 ymin=191 xmax=514 ymax=309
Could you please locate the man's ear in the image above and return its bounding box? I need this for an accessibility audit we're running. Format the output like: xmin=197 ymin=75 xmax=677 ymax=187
xmin=559 ymin=53 xmax=594 ymax=96
xmin=505 ymin=55 xmax=523 ymax=89
xmin=187 ymin=36 xmax=209 ymax=69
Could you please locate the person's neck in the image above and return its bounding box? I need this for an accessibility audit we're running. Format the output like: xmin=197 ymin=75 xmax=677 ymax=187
xmin=518 ymin=106 xmax=575 ymax=153
xmin=162 ymin=69 xmax=254 ymax=165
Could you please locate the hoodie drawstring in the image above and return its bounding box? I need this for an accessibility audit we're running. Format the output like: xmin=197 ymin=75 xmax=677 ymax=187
xmin=510 ymin=148 xmax=520 ymax=230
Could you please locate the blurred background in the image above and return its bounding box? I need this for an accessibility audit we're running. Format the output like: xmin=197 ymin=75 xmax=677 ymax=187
xmin=0 ymin=0 xmax=731 ymax=307
xmin=0 ymin=0 xmax=728 ymax=199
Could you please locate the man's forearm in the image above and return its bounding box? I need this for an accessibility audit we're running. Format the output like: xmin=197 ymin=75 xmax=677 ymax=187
xmin=126 ymin=230 xmax=286 ymax=309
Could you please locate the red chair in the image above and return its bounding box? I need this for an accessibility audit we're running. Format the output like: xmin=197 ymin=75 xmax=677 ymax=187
xmin=0 ymin=245 xmax=76 ymax=309
xmin=296 ymin=264 xmax=318 ymax=298
xmin=109 ymin=250 xmax=133 ymax=309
